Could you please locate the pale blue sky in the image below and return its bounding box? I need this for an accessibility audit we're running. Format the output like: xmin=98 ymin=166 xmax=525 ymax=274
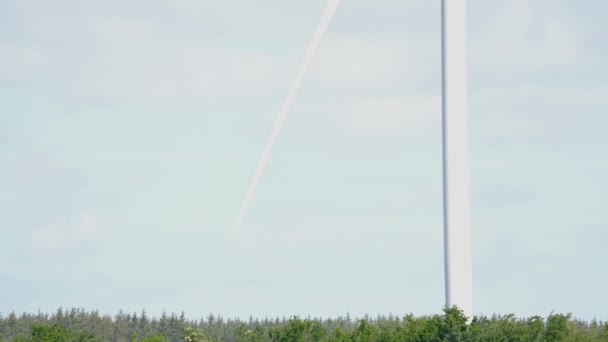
xmin=1 ymin=0 xmax=607 ymax=320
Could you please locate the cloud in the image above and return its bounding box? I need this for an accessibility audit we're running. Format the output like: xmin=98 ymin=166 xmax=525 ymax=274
xmin=0 ymin=45 xmax=47 ymax=81
xmin=470 ymin=0 xmax=578 ymax=74
xmin=467 ymin=1 xmax=607 ymax=151
xmin=308 ymin=34 xmax=429 ymax=92
xmin=63 ymin=30 xmax=431 ymax=108
xmin=3 ymin=5 xmax=300 ymax=106
xmin=0 ymin=150 xmax=84 ymax=189
xmin=3 ymin=1 xmax=440 ymax=108
xmin=473 ymin=182 xmax=536 ymax=209
xmin=469 ymin=83 xmax=608 ymax=150
xmin=64 ymin=42 xmax=290 ymax=106
xmin=280 ymin=218 xmax=370 ymax=248
xmin=326 ymin=95 xmax=440 ymax=139
xmin=473 ymin=158 xmax=608 ymax=170
xmin=25 ymin=208 xmax=109 ymax=257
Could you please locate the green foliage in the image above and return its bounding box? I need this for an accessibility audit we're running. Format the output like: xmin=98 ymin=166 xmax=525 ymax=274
xmin=13 ymin=336 xmax=30 ymax=342
xmin=543 ymin=313 xmax=572 ymax=341
xmin=132 ymin=334 xmax=170 ymax=342
xmin=268 ymin=316 xmax=327 ymax=342
xmin=1 ymin=308 xmax=607 ymax=342
xmin=235 ymin=323 xmax=267 ymax=342
xmin=30 ymin=324 xmax=69 ymax=341
xmin=184 ymin=326 xmax=208 ymax=342
xmin=468 ymin=314 xmax=545 ymax=341
xmin=441 ymin=306 xmax=469 ymax=342
xmin=12 ymin=324 xmax=100 ymax=342
xmin=350 ymin=319 xmax=377 ymax=342
xmin=330 ymin=327 xmax=350 ymax=342
xmin=602 ymin=324 xmax=608 ymax=340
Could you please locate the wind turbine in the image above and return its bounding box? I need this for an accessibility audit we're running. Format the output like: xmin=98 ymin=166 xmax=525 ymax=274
xmin=441 ymin=0 xmax=473 ymax=319
xmin=234 ymin=0 xmax=473 ymax=319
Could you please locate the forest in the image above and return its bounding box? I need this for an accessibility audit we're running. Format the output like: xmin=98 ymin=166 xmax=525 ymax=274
xmin=1 ymin=307 xmax=607 ymax=341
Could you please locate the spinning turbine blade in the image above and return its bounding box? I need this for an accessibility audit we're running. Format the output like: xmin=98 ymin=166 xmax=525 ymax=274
xmin=233 ymin=0 xmax=342 ymax=236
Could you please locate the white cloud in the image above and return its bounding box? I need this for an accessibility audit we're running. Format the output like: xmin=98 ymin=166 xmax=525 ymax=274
xmin=26 ymin=208 xmax=109 ymax=256
xmin=469 ymin=83 xmax=608 ymax=149
xmin=0 ymin=45 xmax=47 ymax=81
xmin=308 ymin=34 xmax=426 ymax=91
xmin=3 ymin=7 xmax=300 ymax=106
xmin=4 ymin=2 xmax=439 ymax=107
xmin=473 ymin=159 xmax=608 ymax=170
xmin=92 ymin=16 xmax=155 ymax=41
xmin=64 ymin=30 xmax=431 ymax=108
xmin=312 ymin=95 xmax=440 ymax=139
xmin=280 ymin=219 xmax=370 ymax=248
xmin=470 ymin=0 xmax=578 ymax=73
xmin=0 ymin=150 xmax=83 ymax=188
xmin=473 ymin=182 xmax=535 ymax=209
xmin=66 ymin=42 xmax=291 ymax=105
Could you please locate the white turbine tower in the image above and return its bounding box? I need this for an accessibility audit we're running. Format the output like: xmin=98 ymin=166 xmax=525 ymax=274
xmin=441 ymin=0 xmax=473 ymax=319
xmin=234 ymin=0 xmax=473 ymax=319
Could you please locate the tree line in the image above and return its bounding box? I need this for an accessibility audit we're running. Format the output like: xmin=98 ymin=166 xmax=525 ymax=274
xmin=1 ymin=307 xmax=607 ymax=341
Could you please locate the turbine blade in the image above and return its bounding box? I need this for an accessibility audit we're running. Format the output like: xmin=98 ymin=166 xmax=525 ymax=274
xmin=233 ymin=0 xmax=342 ymax=236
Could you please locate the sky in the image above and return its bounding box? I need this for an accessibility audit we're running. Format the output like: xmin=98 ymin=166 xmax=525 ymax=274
xmin=1 ymin=0 xmax=607 ymax=321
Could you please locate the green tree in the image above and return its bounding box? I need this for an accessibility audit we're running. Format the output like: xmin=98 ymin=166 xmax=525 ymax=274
xmin=184 ymin=326 xmax=208 ymax=342
xmin=351 ymin=319 xmax=377 ymax=342
xmin=330 ymin=327 xmax=350 ymax=342
xmin=543 ymin=313 xmax=572 ymax=342
xmin=440 ymin=306 xmax=469 ymax=342
xmin=235 ymin=323 xmax=267 ymax=342
xmin=138 ymin=335 xmax=170 ymax=342
xmin=268 ymin=317 xmax=327 ymax=342
xmin=21 ymin=324 xmax=100 ymax=342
